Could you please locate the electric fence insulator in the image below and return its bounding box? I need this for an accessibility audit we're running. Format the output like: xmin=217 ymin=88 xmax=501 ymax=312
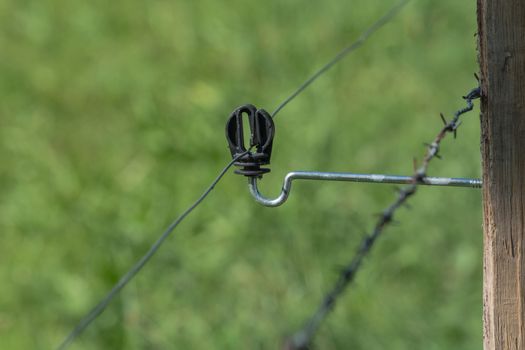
xmin=225 ymin=104 xmax=275 ymax=177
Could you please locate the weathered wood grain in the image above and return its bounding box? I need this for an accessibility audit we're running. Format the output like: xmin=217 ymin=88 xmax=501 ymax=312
xmin=478 ymin=0 xmax=525 ymax=349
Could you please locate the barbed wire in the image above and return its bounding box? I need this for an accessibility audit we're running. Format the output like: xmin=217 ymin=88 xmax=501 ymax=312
xmin=57 ymin=1 xmax=410 ymax=348
xmin=285 ymin=86 xmax=481 ymax=350
xmin=57 ymin=150 xmax=250 ymax=350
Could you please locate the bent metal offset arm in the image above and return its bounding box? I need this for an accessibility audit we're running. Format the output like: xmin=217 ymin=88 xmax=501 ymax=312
xmin=225 ymin=92 xmax=482 ymax=208
xmin=248 ymin=171 xmax=482 ymax=207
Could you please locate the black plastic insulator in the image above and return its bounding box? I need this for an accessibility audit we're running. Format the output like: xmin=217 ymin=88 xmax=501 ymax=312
xmin=225 ymin=104 xmax=275 ymax=177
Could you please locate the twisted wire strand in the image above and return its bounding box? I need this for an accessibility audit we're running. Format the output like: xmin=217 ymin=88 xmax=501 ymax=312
xmin=58 ymin=1 xmax=413 ymax=347
xmin=285 ymin=87 xmax=481 ymax=350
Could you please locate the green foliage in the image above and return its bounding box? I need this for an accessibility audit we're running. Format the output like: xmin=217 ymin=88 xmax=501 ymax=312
xmin=0 ymin=0 xmax=482 ymax=348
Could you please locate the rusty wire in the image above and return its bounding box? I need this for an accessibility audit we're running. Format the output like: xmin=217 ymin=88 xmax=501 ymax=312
xmin=285 ymin=86 xmax=482 ymax=350
xmin=56 ymin=1 xmax=415 ymax=348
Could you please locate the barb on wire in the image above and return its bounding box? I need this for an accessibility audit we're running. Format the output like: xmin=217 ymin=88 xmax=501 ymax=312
xmin=285 ymin=86 xmax=481 ymax=350
xmin=57 ymin=1 xmax=411 ymax=347
xmin=57 ymin=150 xmax=251 ymax=350
xmin=271 ymin=0 xmax=410 ymax=118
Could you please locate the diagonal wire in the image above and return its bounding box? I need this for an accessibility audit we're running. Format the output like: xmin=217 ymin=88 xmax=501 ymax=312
xmin=285 ymin=87 xmax=481 ymax=350
xmin=57 ymin=150 xmax=250 ymax=350
xmin=271 ymin=0 xmax=410 ymax=119
xmin=58 ymin=1 xmax=412 ymax=347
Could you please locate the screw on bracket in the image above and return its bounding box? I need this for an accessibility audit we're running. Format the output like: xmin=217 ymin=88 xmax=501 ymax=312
xmin=225 ymin=104 xmax=275 ymax=177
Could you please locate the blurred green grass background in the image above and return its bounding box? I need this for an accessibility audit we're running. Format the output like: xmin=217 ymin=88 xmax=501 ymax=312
xmin=0 ymin=0 xmax=483 ymax=349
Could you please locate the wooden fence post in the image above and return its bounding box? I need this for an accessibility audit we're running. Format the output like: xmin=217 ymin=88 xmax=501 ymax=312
xmin=477 ymin=0 xmax=525 ymax=349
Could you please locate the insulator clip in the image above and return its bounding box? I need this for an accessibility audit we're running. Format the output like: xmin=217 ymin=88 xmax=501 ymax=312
xmin=225 ymin=104 xmax=275 ymax=177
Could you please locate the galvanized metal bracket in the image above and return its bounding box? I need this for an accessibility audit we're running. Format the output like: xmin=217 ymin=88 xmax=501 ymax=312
xmin=226 ymin=104 xmax=482 ymax=207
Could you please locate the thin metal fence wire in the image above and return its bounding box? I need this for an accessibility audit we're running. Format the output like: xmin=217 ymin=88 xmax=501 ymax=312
xmin=285 ymin=87 xmax=481 ymax=350
xmin=57 ymin=150 xmax=250 ymax=350
xmin=57 ymin=1 xmax=410 ymax=348
xmin=271 ymin=0 xmax=410 ymax=118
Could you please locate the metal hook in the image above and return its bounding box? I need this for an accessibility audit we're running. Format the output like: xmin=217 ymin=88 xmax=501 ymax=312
xmin=226 ymin=104 xmax=482 ymax=207
xmin=248 ymin=172 xmax=482 ymax=207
